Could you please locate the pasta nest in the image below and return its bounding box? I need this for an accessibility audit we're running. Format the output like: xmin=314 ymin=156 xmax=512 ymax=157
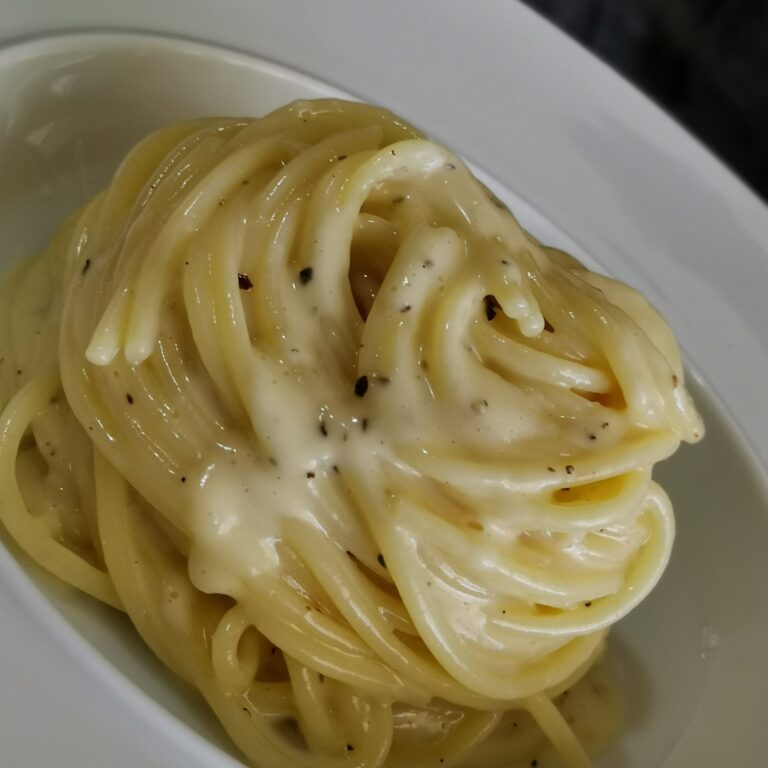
xmin=0 ymin=100 xmax=702 ymax=768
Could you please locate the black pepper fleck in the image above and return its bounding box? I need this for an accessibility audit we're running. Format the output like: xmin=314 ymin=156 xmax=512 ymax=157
xmin=362 ymin=418 xmax=369 ymax=431
xmin=306 ymin=471 xmax=315 ymax=479
xmin=238 ymin=272 xmax=253 ymax=290
xmin=299 ymin=266 xmax=314 ymax=285
xmin=126 ymin=393 xmax=134 ymax=404
xmin=565 ymin=465 xmax=575 ymax=474
xmin=377 ymin=553 xmax=386 ymax=568
xmin=547 ymin=466 xmax=556 ymax=472
xmin=588 ymin=433 xmax=597 ymax=440
xmin=346 ymin=744 xmax=354 ymax=752
xmin=319 ymin=420 xmax=328 ymax=437
xmin=181 ymin=476 xmax=187 ymax=483
xmin=81 ymin=258 xmax=91 ymax=275
xmin=392 ymin=195 xmax=405 ymax=204
xmin=484 ymin=295 xmax=499 ymax=321
xmin=584 ymin=601 xmax=592 ymax=607
xmin=400 ymin=304 xmax=412 ymax=313
xmin=354 ymin=375 xmax=369 ymax=397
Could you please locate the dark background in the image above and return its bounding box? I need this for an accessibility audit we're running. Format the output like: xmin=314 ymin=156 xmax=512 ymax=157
xmin=520 ymin=0 xmax=768 ymax=202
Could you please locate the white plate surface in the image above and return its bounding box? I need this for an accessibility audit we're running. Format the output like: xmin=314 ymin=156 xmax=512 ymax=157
xmin=0 ymin=3 xmax=767 ymax=767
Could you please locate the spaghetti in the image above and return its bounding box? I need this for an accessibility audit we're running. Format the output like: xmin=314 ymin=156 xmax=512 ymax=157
xmin=0 ymin=100 xmax=702 ymax=767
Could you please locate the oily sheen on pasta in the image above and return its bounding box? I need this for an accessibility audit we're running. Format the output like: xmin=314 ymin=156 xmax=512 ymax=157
xmin=0 ymin=100 xmax=702 ymax=768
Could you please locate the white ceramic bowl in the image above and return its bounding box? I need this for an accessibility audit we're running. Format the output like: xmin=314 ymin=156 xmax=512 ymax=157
xmin=1 ymin=4 xmax=767 ymax=767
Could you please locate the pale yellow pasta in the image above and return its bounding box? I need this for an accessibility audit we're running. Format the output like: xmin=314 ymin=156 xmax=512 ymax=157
xmin=0 ymin=99 xmax=702 ymax=768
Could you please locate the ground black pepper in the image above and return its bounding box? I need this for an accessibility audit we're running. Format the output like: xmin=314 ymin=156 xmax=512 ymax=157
xmin=484 ymin=295 xmax=499 ymax=321
xmin=238 ymin=273 xmax=253 ymax=290
xmin=354 ymin=375 xmax=369 ymax=397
